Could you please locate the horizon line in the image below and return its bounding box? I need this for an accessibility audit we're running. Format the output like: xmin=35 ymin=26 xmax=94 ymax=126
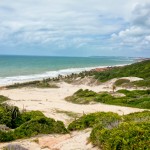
xmin=0 ymin=54 xmax=146 ymax=58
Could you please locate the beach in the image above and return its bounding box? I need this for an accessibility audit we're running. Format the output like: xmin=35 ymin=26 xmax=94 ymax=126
xmin=0 ymin=76 xmax=144 ymax=150
xmin=0 ymin=57 xmax=148 ymax=150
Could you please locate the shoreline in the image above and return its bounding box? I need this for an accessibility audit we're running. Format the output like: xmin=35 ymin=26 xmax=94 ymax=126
xmin=0 ymin=63 xmax=131 ymax=87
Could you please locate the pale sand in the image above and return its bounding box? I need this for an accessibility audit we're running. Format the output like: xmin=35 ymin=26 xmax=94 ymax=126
xmin=0 ymin=129 xmax=98 ymax=150
xmin=0 ymin=77 xmax=145 ymax=150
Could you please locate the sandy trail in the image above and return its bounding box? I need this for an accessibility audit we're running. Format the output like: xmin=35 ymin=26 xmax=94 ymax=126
xmin=0 ymin=129 xmax=98 ymax=150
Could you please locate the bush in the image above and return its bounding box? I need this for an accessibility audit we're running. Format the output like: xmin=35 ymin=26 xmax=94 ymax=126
xmin=67 ymin=89 xmax=150 ymax=109
xmin=66 ymin=89 xmax=97 ymax=104
xmin=0 ymin=104 xmax=21 ymax=128
xmin=118 ymin=89 xmax=150 ymax=98
xmin=90 ymin=122 xmax=150 ymax=150
xmin=94 ymin=92 xmax=114 ymax=103
xmin=133 ymin=79 xmax=150 ymax=87
xmin=6 ymin=80 xmax=59 ymax=89
xmin=68 ymin=112 xmax=121 ymax=131
xmin=0 ymin=117 xmax=68 ymax=142
xmin=0 ymin=95 xmax=9 ymax=104
xmin=0 ymin=104 xmax=47 ymax=129
xmin=94 ymin=60 xmax=150 ymax=82
xmin=114 ymin=79 xmax=130 ymax=86
xmin=14 ymin=117 xmax=68 ymax=139
xmin=0 ymin=131 xmax=15 ymax=142
xmin=123 ymin=111 xmax=150 ymax=122
xmin=0 ymin=104 xmax=68 ymax=142
xmin=66 ymin=89 xmax=114 ymax=104
xmin=14 ymin=111 xmax=45 ymax=128
xmin=74 ymin=89 xmax=97 ymax=97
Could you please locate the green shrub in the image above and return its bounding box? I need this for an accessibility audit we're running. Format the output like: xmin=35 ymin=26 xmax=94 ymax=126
xmin=66 ymin=89 xmax=97 ymax=104
xmin=90 ymin=122 xmax=150 ymax=150
xmin=0 ymin=131 xmax=15 ymax=142
xmin=114 ymin=90 xmax=150 ymax=109
xmin=114 ymin=79 xmax=130 ymax=86
xmin=6 ymin=81 xmax=40 ymax=89
xmin=0 ymin=104 xmax=47 ymax=129
xmin=133 ymin=79 xmax=150 ymax=87
xmin=14 ymin=117 xmax=68 ymax=139
xmin=94 ymin=92 xmax=114 ymax=103
xmin=0 ymin=95 xmax=9 ymax=103
xmin=118 ymin=89 xmax=150 ymax=98
xmin=94 ymin=60 xmax=150 ymax=82
xmin=74 ymin=89 xmax=97 ymax=97
xmin=66 ymin=89 xmax=114 ymax=104
xmin=0 ymin=116 xmax=68 ymax=142
xmin=6 ymin=80 xmax=59 ymax=89
xmin=123 ymin=111 xmax=150 ymax=122
xmin=0 ymin=104 xmax=68 ymax=142
xmin=0 ymin=104 xmax=21 ymax=128
xmin=67 ymin=89 xmax=150 ymax=109
xmin=68 ymin=112 xmax=121 ymax=131
xmin=14 ymin=111 xmax=45 ymax=128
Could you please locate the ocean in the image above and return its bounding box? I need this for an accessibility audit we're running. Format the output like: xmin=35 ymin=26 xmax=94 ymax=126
xmin=0 ymin=55 xmax=136 ymax=86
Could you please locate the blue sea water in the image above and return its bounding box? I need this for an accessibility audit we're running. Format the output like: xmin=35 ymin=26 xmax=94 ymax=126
xmin=0 ymin=55 xmax=136 ymax=85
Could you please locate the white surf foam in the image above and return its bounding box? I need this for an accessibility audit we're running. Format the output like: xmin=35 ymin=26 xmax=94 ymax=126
xmin=0 ymin=64 xmax=128 ymax=86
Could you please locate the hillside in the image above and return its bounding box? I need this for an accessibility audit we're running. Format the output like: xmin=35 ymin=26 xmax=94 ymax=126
xmin=94 ymin=60 xmax=150 ymax=83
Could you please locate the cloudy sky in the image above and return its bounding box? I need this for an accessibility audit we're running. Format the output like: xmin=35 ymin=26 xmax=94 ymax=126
xmin=0 ymin=0 xmax=150 ymax=57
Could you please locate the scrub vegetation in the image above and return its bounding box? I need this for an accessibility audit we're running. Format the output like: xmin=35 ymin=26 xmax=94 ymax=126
xmin=68 ymin=111 xmax=150 ymax=150
xmin=66 ymin=89 xmax=150 ymax=109
xmin=6 ymin=80 xmax=59 ymax=89
xmin=0 ymin=104 xmax=68 ymax=142
xmin=94 ymin=60 xmax=150 ymax=88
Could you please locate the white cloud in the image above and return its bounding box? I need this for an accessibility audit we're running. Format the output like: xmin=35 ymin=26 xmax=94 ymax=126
xmin=0 ymin=0 xmax=150 ymax=56
xmin=111 ymin=2 xmax=150 ymax=52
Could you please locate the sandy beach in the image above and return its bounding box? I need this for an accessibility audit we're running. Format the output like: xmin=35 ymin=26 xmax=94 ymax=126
xmin=0 ymin=76 xmax=145 ymax=150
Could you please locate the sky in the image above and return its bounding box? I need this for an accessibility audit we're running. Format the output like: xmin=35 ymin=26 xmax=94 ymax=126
xmin=0 ymin=0 xmax=150 ymax=57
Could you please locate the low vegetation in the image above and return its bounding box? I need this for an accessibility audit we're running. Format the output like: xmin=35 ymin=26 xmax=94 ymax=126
xmin=114 ymin=79 xmax=130 ymax=86
xmin=55 ymin=109 xmax=80 ymax=119
xmin=123 ymin=111 xmax=150 ymax=122
xmin=0 ymin=95 xmax=9 ymax=103
xmin=65 ymin=89 xmax=98 ymax=104
xmin=90 ymin=122 xmax=150 ymax=150
xmin=0 ymin=104 xmax=68 ymax=142
xmin=6 ymin=80 xmax=59 ymax=89
xmin=133 ymin=79 xmax=150 ymax=87
xmin=0 ymin=104 xmax=21 ymax=128
xmin=14 ymin=117 xmax=68 ymax=139
xmin=114 ymin=79 xmax=150 ymax=88
xmin=94 ymin=60 xmax=150 ymax=82
xmin=66 ymin=89 xmax=150 ymax=109
xmin=68 ymin=112 xmax=121 ymax=131
xmin=68 ymin=111 xmax=150 ymax=150
xmin=93 ymin=60 xmax=150 ymax=89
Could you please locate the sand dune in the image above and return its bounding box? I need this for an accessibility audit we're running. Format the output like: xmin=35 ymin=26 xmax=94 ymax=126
xmin=0 ymin=77 xmax=144 ymax=150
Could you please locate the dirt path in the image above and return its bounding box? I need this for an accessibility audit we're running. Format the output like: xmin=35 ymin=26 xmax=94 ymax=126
xmin=0 ymin=129 xmax=98 ymax=150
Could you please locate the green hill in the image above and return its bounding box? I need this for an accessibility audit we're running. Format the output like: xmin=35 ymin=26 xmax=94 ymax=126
xmin=94 ymin=60 xmax=150 ymax=82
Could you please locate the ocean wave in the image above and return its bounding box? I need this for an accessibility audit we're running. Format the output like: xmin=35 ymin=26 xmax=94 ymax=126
xmin=0 ymin=64 xmax=128 ymax=86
